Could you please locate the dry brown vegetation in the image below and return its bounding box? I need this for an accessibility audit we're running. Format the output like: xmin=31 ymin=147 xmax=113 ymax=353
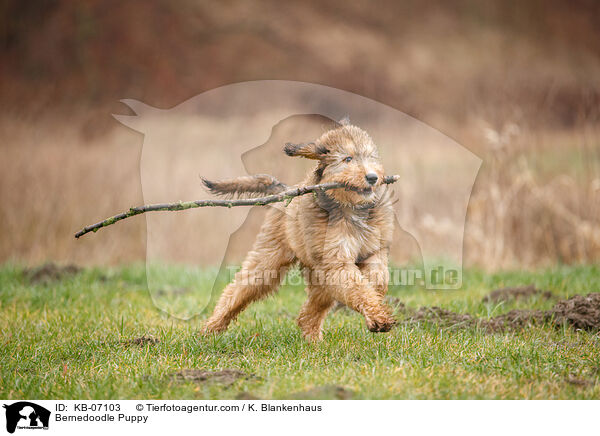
xmin=1 ymin=0 xmax=599 ymax=268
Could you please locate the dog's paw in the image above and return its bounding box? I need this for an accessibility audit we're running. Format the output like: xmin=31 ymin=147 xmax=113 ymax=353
xmin=200 ymin=321 xmax=228 ymax=335
xmin=302 ymin=331 xmax=324 ymax=343
xmin=366 ymin=317 xmax=397 ymax=333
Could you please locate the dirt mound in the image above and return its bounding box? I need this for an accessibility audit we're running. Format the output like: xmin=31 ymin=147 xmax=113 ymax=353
xmin=483 ymin=285 xmax=554 ymax=303
xmin=336 ymin=292 xmax=600 ymax=332
xmin=565 ymin=376 xmax=594 ymax=388
xmin=402 ymin=293 xmax=600 ymax=333
xmin=481 ymin=309 xmax=547 ymax=332
xmin=24 ymin=263 xmax=81 ymax=284
xmin=405 ymin=306 xmax=549 ymax=332
xmin=173 ymin=369 xmax=254 ymax=386
xmin=409 ymin=306 xmax=475 ymax=327
xmin=552 ymin=294 xmax=600 ymax=331
xmin=123 ymin=336 xmax=159 ymax=347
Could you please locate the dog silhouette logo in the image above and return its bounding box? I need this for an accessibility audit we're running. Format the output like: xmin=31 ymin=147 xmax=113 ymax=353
xmin=3 ymin=402 xmax=50 ymax=433
xmin=114 ymin=81 xmax=481 ymax=319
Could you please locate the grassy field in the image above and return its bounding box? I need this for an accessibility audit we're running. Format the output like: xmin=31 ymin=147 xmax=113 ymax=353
xmin=1 ymin=263 xmax=599 ymax=400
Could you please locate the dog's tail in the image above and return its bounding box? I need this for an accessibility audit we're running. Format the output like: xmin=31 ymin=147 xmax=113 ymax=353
xmin=202 ymin=174 xmax=289 ymax=198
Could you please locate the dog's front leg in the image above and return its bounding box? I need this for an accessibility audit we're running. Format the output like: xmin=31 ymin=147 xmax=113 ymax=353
xmin=357 ymin=249 xmax=389 ymax=299
xmin=323 ymin=262 xmax=396 ymax=333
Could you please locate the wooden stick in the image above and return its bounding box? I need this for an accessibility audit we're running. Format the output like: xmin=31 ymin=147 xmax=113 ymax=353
xmin=74 ymin=175 xmax=399 ymax=238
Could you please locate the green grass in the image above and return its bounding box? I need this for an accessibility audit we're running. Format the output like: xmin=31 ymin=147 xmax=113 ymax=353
xmin=1 ymin=263 xmax=599 ymax=399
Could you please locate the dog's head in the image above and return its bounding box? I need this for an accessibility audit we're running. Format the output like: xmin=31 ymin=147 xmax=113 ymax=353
xmin=284 ymin=123 xmax=385 ymax=206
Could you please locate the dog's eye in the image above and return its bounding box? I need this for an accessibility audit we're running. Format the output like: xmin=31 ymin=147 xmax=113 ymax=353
xmin=344 ymin=156 xmax=353 ymax=163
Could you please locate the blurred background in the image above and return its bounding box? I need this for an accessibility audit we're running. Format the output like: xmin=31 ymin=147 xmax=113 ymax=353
xmin=1 ymin=0 xmax=599 ymax=269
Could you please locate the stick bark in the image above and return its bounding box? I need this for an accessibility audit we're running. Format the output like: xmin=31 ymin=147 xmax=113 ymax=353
xmin=74 ymin=175 xmax=399 ymax=238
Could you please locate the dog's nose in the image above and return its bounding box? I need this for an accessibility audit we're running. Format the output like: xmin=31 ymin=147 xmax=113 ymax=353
xmin=365 ymin=173 xmax=378 ymax=185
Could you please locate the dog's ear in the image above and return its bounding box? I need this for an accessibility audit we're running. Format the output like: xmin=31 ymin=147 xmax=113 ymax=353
xmin=284 ymin=142 xmax=329 ymax=160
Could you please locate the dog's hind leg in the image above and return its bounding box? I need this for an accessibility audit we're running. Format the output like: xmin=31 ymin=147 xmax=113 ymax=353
xmin=297 ymin=276 xmax=335 ymax=342
xmin=203 ymin=212 xmax=294 ymax=334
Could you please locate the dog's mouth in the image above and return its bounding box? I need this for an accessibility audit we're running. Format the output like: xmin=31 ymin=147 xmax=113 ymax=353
xmin=344 ymin=185 xmax=375 ymax=196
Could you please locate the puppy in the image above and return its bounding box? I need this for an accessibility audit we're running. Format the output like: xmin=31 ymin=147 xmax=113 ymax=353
xmin=203 ymin=121 xmax=396 ymax=341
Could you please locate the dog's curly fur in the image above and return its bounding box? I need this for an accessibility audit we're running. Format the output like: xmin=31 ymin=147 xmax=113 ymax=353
xmin=202 ymin=122 xmax=396 ymax=341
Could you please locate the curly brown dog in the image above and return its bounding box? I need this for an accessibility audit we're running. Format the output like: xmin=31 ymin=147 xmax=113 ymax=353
xmin=202 ymin=121 xmax=396 ymax=341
